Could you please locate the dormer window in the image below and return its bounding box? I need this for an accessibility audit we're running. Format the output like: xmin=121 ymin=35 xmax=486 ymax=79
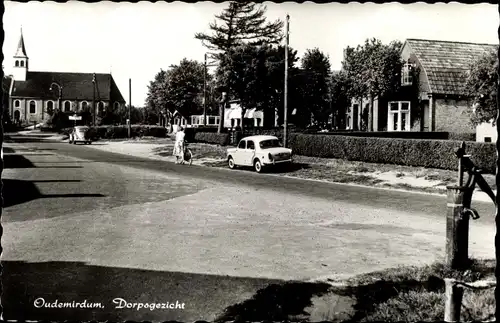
xmin=401 ymin=62 xmax=414 ymax=86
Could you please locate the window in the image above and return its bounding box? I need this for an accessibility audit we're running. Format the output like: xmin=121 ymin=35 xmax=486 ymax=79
xmin=114 ymin=102 xmax=120 ymax=110
xmin=247 ymin=140 xmax=255 ymax=150
xmin=46 ymin=101 xmax=54 ymax=115
xmin=29 ymin=101 xmax=36 ymax=114
xmin=15 ymin=61 xmax=19 ymax=67
xmin=20 ymin=61 xmax=24 ymax=67
xmin=98 ymin=101 xmax=104 ymax=113
xmin=238 ymin=140 xmax=246 ymax=149
xmin=81 ymin=101 xmax=88 ymax=111
xmin=231 ymin=119 xmax=235 ymax=127
xmin=260 ymin=139 xmax=282 ymax=149
xmin=14 ymin=100 xmax=20 ymax=108
xmin=401 ymin=62 xmax=414 ymax=86
xmin=388 ymin=101 xmax=411 ymax=131
xmin=64 ymin=101 xmax=71 ymax=112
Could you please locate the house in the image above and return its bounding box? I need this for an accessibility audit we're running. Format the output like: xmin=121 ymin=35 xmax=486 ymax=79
xmin=5 ymin=29 xmax=126 ymax=125
xmin=223 ymin=100 xmax=269 ymax=129
xmin=346 ymin=38 xmax=497 ymax=133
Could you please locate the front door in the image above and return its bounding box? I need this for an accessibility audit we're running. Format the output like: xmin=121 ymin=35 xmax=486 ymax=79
xmin=422 ymin=101 xmax=430 ymax=132
xmin=235 ymin=140 xmax=247 ymax=165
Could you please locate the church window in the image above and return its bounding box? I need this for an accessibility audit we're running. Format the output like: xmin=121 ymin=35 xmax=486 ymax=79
xmin=98 ymin=101 xmax=105 ymax=113
xmin=47 ymin=101 xmax=54 ymax=115
xmin=29 ymin=101 xmax=36 ymax=114
xmin=81 ymin=101 xmax=88 ymax=110
xmin=64 ymin=101 xmax=71 ymax=112
xmin=14 ymin=100 xmax=20 ymax=108
xmin=15 ymin=61 xmax=19 ymax=67
xmin=20 ymin=61 xmax=24 ymax=67
xmin=114 ymin=101 xmax=120 ymax=110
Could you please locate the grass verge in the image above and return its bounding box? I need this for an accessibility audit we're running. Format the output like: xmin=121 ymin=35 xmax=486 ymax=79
xmin=327 ymin=258 xmax=495 ymax=322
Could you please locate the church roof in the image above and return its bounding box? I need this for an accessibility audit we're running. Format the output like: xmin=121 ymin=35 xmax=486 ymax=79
xmin=405 ymin=38 xmax=498 ymax=95
xmin=11 ymin=71 xmax=125 ymax=102
xmin=15 ymin=30 xmax=28 ymax=58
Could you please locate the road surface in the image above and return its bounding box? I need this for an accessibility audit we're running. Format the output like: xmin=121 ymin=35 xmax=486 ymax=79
xmin=2 ymin=133 xmax=496 ymax=322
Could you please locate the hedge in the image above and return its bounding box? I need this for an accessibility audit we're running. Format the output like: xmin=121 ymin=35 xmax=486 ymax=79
xmin=288 ymin=133 xmax=497 ymax=174
xmin=194 ymin=132 xmax=230 ymax=146
xmin=59 ymin=125 xmax=167 ymax=139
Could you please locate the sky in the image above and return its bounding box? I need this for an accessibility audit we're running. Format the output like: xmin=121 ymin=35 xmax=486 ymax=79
xmin=3 ymin=1 xmax=498 ymax=107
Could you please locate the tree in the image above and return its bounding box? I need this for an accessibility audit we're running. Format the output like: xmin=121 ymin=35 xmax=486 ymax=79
xmin=464 ymin=48 xmax=498 ymax=126
xmin=330 ymin=71 xmax=352 ymax=130
xmin=342 ymin=38 xmax=403 ymax=131
xmin=145 ymin=69 xmax=169 ymax=121
xmin=164 ymin=59 xmax=207 ymax=118
xmin=195 ymin=1 xmax=283 ymax=132
xmin=300 ymin=48 xmax=332 ymax=128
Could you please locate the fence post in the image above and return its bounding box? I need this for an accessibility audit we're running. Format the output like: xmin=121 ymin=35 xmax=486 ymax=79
xmin=446 ymin=185 xmax=470 ymax=270
xmin=444 ymin=278 xmax=464 ymax=322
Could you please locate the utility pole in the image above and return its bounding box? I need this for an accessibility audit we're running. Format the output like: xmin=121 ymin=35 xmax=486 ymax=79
xmin=203 ymin=53 xmax=207 ymax=126
xmin=128 ymin=78 xmax=132 ymax=138
xmin=283 ymin=14 xmax=290 ymax=148
xmin=92 ymin=73 xmax=96 ymax=126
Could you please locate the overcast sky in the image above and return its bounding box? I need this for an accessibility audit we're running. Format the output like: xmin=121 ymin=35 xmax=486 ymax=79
xmin=3 ymin=1 xmax=498 ymax=107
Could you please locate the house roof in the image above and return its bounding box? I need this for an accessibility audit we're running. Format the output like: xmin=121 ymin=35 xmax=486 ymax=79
xmin=11 ymin=71 xmax=125 ymax=102
xmin=406 ymin=39 xmax=498 ymax=95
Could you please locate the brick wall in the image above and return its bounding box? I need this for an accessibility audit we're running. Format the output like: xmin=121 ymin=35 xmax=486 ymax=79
xmin=434 ymin=98 xmax=474 ymax=133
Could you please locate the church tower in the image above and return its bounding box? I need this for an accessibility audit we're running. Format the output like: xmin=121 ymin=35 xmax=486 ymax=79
xmin=13 ymin=27 xmax=28 ymax=81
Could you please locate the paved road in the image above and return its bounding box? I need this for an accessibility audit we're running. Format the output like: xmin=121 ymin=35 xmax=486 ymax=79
xmin=2 ymin=133 xmax=497 ymax=322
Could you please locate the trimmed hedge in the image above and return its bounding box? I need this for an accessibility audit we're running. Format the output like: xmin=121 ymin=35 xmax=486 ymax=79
xmin=194 ymin=132 xmax=230 ymax=146
xmin=288 ymin=133 xmax=497 ymax=174
xmin=59 ymin=125 xmax=167 ymax=139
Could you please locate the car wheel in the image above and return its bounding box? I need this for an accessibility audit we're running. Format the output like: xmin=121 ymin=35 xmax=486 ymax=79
xmin=228 ymin=156 xmax=236 ymax=169
xmin=254 ymin=159 xmax=263 ymax=173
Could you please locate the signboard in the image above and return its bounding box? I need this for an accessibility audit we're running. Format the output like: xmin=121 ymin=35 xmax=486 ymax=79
xmin=69 ymin=115 xmax=82 ymax=121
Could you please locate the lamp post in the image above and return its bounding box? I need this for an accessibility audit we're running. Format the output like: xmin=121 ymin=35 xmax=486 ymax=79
xmin=220 ymin=91 xmax=227 ymax=132
xmin=49 ymin=82 xmax=63 ymax=114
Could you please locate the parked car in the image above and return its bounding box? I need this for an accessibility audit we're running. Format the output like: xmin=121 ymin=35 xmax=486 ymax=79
xmin=69 ymin=126 xmax=92 ymax=145
xmin=226 ymin=135 xmax=293 ymax=173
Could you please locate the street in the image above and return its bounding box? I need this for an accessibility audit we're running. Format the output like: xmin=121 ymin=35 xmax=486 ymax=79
xmin=2 ymin=134 xmax=497 ymax=321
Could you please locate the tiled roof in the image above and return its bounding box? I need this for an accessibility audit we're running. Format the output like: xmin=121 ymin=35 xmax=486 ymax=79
xmin=11 ymin=71 xmax=125 ymax=102
xmin=406 ymin=39 xmax=498 ymax=95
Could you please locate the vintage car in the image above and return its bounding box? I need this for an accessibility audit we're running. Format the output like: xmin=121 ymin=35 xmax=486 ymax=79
xmin=69 ymin=126 xmax=92 ymax=145
xmin=226 ymin=135 xmax=293 ymax=173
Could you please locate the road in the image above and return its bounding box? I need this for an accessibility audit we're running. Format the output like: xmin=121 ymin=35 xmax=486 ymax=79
xmin=2 ymin=133 xmax=497 ymax=322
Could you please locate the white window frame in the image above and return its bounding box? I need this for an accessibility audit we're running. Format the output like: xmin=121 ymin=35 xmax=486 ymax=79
xmin=29 ymin=100 xmax=36 ymax=114
xmin=388 ymin=101 xmax=411 ymax=132
xmin=63 ymin=100 xmax=72 ymax=112
xmin=14 ymin=100 xmax=20 ymax=108
xmin=401 ymin=62 xmax=414 ymax=86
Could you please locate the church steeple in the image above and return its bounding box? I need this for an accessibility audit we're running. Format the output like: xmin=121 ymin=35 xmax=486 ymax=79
xmin=13 ymin=27 xmax=28 ymax=81
xmin=15 ymin=27 xmax=28 ymax=58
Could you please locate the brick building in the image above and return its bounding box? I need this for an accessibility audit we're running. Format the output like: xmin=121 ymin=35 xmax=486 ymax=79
xmin=5 ymin=29 xmax=126 ymax=125
xmin=347 ymin=38 xmax=497 ymax=133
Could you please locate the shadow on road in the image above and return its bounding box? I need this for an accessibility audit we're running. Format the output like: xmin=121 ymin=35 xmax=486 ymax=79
xmin=2 ymin=260 xmax=309 ymax=322
xmin=4 ymin=147 xmax=16 ymax=153
xmin=2 ymin=179 xmax=105 ymax=208
xmin=4 ymin=155 xmax=36 ymax=168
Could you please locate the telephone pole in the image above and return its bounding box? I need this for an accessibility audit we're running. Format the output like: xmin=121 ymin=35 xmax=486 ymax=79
xmin=283 ymin=14 xmax=290 ymax=148
xmin=128 ymin=78 xmax=131 ymax=138
xmin=203 ymin=53 xmax=207 ymax=126
xmin=92 ymin=73 xmax=96 ymax=126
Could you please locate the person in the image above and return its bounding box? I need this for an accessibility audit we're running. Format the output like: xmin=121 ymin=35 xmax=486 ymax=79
xmin=173 ymin=126 xmax=186 ymax=164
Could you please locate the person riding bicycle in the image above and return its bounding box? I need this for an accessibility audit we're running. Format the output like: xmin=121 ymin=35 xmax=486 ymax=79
xmin=173 ymin=126 xmax=186 ymax=164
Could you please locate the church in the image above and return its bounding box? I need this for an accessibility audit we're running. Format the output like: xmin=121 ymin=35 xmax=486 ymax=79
xmin=5 ymin=29 xmax=126 ymax=125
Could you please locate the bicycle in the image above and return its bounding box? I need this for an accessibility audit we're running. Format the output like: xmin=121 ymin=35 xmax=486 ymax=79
xmin=176 ymin=141 xmax=193 ymax=165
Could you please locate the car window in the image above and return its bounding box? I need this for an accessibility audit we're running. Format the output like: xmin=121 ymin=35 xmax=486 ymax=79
xmin=259 ymin=139 xmax=282 ymax=149
xmin=247 ymin=140 xmax=255 ymax=150
xmin=238 ymin=140 xmax=246 ymax=149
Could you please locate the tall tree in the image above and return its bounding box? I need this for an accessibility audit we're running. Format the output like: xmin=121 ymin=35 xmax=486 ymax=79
xmin=300 ymin=48 xmax=332 ymax=128
xmin=464 ymin=48 xmax=498 ymax=126
xmin=330 ymin=71 xmax=352 ymax=130
xmin=145 ymin=69 xmax=169 ymax=121
xmin=342 ymin=38 xmax=403 ymax=131
xmin=164 ymin=58 xmax=207 ymax=118
xmin=195 ymin=1 xmax=283 ymax=132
